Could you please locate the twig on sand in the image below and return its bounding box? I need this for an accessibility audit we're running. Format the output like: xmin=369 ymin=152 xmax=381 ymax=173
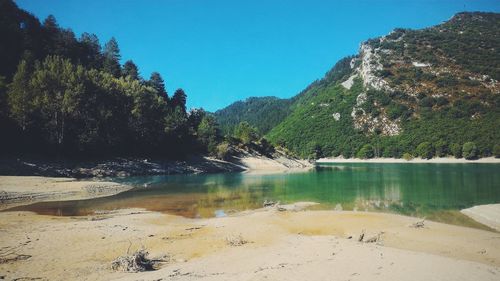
xmin=358 ymin=230 xmax=365 ymax=242
xmin=263 ymin=200 xmax=279 ymax=207
xmin=225 ymin=234 xmax=248 ymax=246
xmin=111 ymin=249 xmax=170 ymax=272
xmin=364 ymin=232 xmax=384 ymax=244
xmin=410 ymin=218 xmax=426 ymax=228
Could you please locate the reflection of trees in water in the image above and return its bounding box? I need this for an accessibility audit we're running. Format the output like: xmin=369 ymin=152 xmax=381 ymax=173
xmin=13 ymin=164 xmax=500 ymax=221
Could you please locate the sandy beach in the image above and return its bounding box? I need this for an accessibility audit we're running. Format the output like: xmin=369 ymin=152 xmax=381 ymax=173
xmin=317 ymin=156 xmax=500 ymax=164
xmin=0 ymin=204 xmax=499 ymax=280
xmin=0 ymin=176 xmax=132 ymax=211
xmin=0 ymin=176 xmax=499 ymax=280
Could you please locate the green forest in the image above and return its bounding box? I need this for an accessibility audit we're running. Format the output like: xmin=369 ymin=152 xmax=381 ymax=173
xmin=0 ymin=0 xmax=223 ymax=158
xmin=1 ymin=1 xmax=499 ymax=161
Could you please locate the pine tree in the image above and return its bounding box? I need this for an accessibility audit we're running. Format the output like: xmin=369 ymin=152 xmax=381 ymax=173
xmin=122 ymin=60 xmax=140 ymax=80
xmin=171 ymin=88 xmax=187 ymax=112
xmin=103 ymin=37 xmax=121 ymax=77
xmin=148 ymin=72 xmax=167 ymax=99
xmin=79 ymin=32 xmax=102 ymax=69
xmin=8 ymin=60 xmax=33 ymax=131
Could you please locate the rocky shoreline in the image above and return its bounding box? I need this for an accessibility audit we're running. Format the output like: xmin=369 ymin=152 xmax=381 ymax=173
xmin=0 ymin=156 xmax=245 ymax=178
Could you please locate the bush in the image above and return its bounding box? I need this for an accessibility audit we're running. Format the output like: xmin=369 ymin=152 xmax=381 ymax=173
xmin=402 ymin=152 xmax=414 ymax=161
xmin=494 ymin=144 xmax=500 ymax=158
xmin=415 ymin=142 xmax=435 ymax=159
xmin=357 ymin=144 xmax=375 ymax=159
xmin=434 ymin=139 xmax=448 ymax=157
xmin=234 ymin=121 xmax=259 ymax=144
xmin=462 ymin=142 xmax=478 ymax=160
xmin=216 ymin=142 xmax=231 ymax=160
xmin=450 ymin=143 xmax=462 ymax=158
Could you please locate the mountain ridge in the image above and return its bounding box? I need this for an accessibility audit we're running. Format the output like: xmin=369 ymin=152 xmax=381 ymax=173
xmin=216 ymin=11 xmax=500 ymax=159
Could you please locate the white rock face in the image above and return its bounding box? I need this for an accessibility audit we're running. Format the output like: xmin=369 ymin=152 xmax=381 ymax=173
xmin=355 ymin=92 xmax=367 ymax=106
xmin=412 ymin=62 xmax=431 ymax=67
xmin=358 ymin=43 xmax=391 ymax=91
xmin=332 ymin=113 xmax=340 ymax=121
xmin=341 ymin=74 xmax=357 ymax=90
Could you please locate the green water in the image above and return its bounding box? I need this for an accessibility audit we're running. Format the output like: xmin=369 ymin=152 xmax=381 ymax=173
xmin=8 ymin=163 xmax=500 ymax=226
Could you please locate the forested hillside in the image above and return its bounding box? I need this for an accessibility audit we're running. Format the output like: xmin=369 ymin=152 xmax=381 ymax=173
xmin=214 ymin=97 xmax=291 ymax=135
xmin=264 ymin=12 xmax=500 ymax=159
xmin=0 ymin=0 xmax=221 ymax=158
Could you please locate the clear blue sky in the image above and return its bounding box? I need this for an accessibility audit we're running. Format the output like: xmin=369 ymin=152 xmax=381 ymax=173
xmin=15 ymin=0 xmax=500 ymax=111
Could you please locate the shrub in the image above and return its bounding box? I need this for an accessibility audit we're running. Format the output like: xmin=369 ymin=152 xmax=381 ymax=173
xmin=494 ymin=144 xmax=500 ymax=158
xmin=434 ymin=139 xmax=448 ymax=157
xmin=357 ymin=144 xmax=375 ymax=159
xmin=450 ymin=143 xmax=462 ymax=158
xmin=216 ymin=142 xmax=231 ymax=160
xmin=402 ymin=152 xmax=413 ymax=161
xmin=415 ymin=142 xmax=435 ymax=159
xmin=234 ymin=121 xmax=259 ymax=144
xmin=462 ymin=142 xmax=478 ymax=160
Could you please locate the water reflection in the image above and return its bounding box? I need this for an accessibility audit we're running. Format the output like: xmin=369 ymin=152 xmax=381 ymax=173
xmin=6 ymin=164 xmax=500 ymax=224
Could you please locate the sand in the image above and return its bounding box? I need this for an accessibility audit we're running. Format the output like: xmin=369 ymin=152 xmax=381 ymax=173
xmin=0 ymin=203 xmax=499 ymax=280
xmin=462 ymin=204 xmax=500 ymax=231
xmin=1 ymin=176 xmax=500 ymax=280
xmin=237 ymin=156 xmax=312 ymax=174
xmin=317 ymin=156 xmax=500 ymax=164
xmin=0 ymin=176 xmax=132 ymax=210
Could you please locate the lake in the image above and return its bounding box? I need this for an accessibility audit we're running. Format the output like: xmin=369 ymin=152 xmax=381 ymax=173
xmin=8 ymin=163 xmax=500 ymax=227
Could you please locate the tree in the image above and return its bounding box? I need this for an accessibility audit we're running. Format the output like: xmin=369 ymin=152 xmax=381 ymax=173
xmin=415 ymin=142 xmax=435 ymax=159
xmin=435 ymin=139 xmax=448 ymax=157
xmin=234 ymin=121 xmax=259 ymax=144
xmin=356 ymin=144 xmax=374 ymax=159
xmin=103 ymin=37 xmax=121 ymax=77
xmin=171 ymin=88 xmax=187 ymax=112
xmin=450 ymin=143 xmax=462 ymax=158
xmin=148 ymin=72 xmax=167 ymax=99
xmin=196 ymin=115 xmax=220 ymax=153
xmin=122 ymin=60 xmax=139 ymax=80
xmin=493 ymin=144 xmax=500 ymax=158
xmin=307 ymin=141 xmax=323 ymax=159
xmin=30 ymin=56 xmax=86 ymax=147
xmin=462 ymin=142 xmax=478 ymax=160
xmin=8 ymin=60 xmax=34 ymax=131
xmin=79 ymin=32 xmax=102 ymax=69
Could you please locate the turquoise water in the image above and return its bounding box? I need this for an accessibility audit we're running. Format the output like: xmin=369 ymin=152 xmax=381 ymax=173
xmin=8 ymin=163 xmax=500 ymax=225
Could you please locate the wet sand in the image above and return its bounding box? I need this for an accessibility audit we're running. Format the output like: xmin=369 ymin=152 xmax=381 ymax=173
xmin=0 ymin=203 xmax=499 ymax=280
xmin=0 ymin=176 xmax=132 ymax=210
xmin=1 ymin=176 xmax=499 ymax=280
xmin=462 ymin=204 xmax=500 ymax=231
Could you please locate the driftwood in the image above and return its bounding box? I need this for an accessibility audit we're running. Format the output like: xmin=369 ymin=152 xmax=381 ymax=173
xmin=111 ymin=249 xmax=169 ymax=272
xmin=410 ymin=219 xmax=426 ymax=228
xmin=225 ymin=234 xmax=248 ymax=246
xmin=358 ymin=230 xmax=365 ymax=242
xmin=263 ymin=200 xmax=279 ymax=207
xmin=364 ymin=232 xmax=383 ymax=243
xmin=356 ymin=230 xmax=384 ymax=244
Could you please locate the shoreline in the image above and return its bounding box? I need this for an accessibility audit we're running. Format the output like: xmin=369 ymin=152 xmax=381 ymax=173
xmin=317 ymin=156 xmax=500 ymax=164
xmin=0 ymin=176 xmax=499 ymax=280
xmin=0 ymin=203 xmax=499 ymax=280
xmin=0 ymin=176 xmax=133 ymax=211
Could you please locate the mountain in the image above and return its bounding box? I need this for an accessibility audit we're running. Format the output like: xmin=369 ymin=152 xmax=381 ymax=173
xmin=230 ymin=12 xmax=500 ymax=159
xmin=214 ymin=97 xmax=292 ymax=135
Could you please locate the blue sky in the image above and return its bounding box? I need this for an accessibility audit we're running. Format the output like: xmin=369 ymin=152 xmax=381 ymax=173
xmin=16 ymin=0 xmax=500 ymax=111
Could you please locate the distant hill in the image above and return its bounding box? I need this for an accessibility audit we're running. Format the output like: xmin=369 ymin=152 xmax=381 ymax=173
xmin=224 ymin=12 xmax=500 ymax=159
xmin=214 ymin=97 xmax=292 ymax=135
